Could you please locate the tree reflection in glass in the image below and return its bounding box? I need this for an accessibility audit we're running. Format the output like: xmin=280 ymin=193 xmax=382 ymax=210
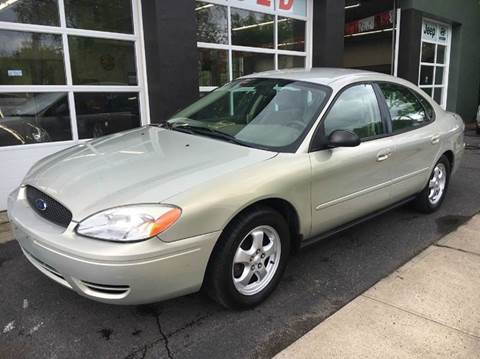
xmin=0 ymin=0 xmax=59 ymax=26
xmin=278 ymin=17 xmax=305 ymax=52
xmin=0 ymin=30 xmax=65 ymax=85
xmin=196 ymin=1 xmax=228 ymax=44
xmin=231 ymin=8 xmax=274 ymax=49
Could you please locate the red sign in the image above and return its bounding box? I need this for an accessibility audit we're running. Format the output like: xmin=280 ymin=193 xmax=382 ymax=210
xmin=345 ymin=10 xmax=393 ymax=35
xmin=278 ymin=0 xmax=294 ymax=10
xmin=257 ymin=0 xmax=271 ymax=6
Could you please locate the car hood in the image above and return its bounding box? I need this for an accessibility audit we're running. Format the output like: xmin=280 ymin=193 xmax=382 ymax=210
xmin=24 ymin=126 xmax=277 ymax=221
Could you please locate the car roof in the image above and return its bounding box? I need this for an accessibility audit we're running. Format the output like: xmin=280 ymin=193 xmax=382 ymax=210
xmin=241 ymin=67 xmax=403 ymax=87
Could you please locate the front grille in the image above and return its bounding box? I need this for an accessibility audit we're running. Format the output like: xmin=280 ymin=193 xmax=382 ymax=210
xmin=26 ymin=186 xmax=72 ymax=228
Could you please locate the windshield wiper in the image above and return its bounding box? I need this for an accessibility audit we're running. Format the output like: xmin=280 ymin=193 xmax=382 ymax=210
xmin=171 ymin=124 xmax=249 ymax=147
xmin=149 ymin=122 xmax=172 ymax=129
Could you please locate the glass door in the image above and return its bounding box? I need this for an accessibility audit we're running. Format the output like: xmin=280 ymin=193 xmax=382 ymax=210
xmin=418 ymin=19 xmax=451 ymax=109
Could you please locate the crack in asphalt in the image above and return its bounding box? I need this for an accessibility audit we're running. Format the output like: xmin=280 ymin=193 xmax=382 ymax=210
xmin=165 ymin=312 xmax=219 ymax=338
xmin=139 ymin=346 xmax=147 ymax=359
xmin=155 ymin=314 xmax=173 ymax=359
xmin=123 ymin=311 xmax=218 ymax=359
xmin=124 ymin=305 xmax=174 ymax=359
xmin=124 ymin=339 xmax=162 ymax=359
xmin=433 ymin=243 xmax=480 ymax=258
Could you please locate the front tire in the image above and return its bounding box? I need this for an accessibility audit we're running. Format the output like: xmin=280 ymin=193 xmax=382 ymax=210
xmin=205 ymin=206 xmax=290 ymax=309
xmin=413 ymin=155 xmax=451 ymax=213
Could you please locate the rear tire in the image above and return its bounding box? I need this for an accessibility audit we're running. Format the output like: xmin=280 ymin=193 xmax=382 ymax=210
xmin=204 ymin=206 xmax=290 ymax=309
xmin=413 ymin=155 xmax=451 ymax=213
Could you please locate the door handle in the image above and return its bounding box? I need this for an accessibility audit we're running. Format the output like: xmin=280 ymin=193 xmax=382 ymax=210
xmin=376 ymin=149 xmax=392 ymax=162
xmin=377 ymin=154 xmax=389 ymax=162
xmin=431 ymin=134 xmax=440 ymax=145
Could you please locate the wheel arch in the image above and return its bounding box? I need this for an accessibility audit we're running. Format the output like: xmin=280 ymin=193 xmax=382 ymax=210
xmin=225 ymin=197 xmax=302 ymax=252
xmin=202 ymin=197 xmax=303 ymax=289
xmin=442 ymin=150 xmax=454 ymax=169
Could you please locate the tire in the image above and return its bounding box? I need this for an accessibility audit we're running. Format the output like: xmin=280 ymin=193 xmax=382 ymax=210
xmin=204 ymin=206 xmax=291 ymax=309
xmin=413 ymin=155 xmax=451 ymax=213
xmin=476 ymin=124 xmax=480 ymax=135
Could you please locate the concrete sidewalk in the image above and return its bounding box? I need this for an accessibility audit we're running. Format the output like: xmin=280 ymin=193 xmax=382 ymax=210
xmin=275 ymin=215 xmax=480 ymax=359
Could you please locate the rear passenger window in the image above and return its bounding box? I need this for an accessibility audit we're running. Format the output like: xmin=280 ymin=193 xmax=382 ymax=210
xmin=324 ymin=84 xmax=384 ymax=139
xmin=379 ymin=83 xmax=429 ymax=133
xmin=417 ymin=94 xmax=435 ymax=120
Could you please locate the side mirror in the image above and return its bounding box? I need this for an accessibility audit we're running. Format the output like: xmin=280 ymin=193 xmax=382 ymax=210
xmin=328 ymin=130 xmax=361 ymax=148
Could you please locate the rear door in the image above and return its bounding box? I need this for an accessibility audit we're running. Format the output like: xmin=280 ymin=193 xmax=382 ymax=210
xmin=377 ymin=82 xmax=439 ymax=202
xmin=309 ymin=83 xmax=394 ymax=236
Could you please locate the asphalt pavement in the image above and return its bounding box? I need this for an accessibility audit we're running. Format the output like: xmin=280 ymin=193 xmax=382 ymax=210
xmin=1 ymin=130 xmax=479 ymax=359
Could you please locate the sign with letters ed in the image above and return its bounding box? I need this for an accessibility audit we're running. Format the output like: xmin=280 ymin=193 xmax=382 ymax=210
xmin=229 ymin=0 xmax=306 ymax=17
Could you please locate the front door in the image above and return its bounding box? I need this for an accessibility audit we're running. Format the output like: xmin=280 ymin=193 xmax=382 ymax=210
xmin=309 ymin=83 xmax=393 ymax=236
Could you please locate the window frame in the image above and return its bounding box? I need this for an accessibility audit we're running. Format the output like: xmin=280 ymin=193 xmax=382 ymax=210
xmin=309 ymin=81 xmax=391 ymax=152
xmin=375 ymin=81 xmax=436 ymax=136
xmin=418 ymin=18 xmax=452 ymax=109
xmin=0 ymin=0 xmax=150 ymax=151
xmin=196 ymin=0 xmax=312 ymax=93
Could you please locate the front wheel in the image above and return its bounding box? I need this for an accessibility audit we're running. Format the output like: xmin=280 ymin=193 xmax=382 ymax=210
xmin=413 ymin=155 xmax=451 ymax=213
xmin=205 ymin=207 xmax=290 ymax=309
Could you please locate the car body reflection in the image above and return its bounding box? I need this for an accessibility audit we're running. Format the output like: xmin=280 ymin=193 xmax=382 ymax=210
xmin=0 ymin=92 xmax=140 ymax=147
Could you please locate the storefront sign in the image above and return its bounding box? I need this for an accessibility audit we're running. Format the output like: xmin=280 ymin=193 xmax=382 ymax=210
xmin=422 ymin=19 xmax=449 ymax=44
xmin=345 ymin=10 xmax=393 ymax=36
xmin=231 ymin=0 xmax=274 ymax=11
xmin=438 ymin=24 xmax=448 ymax=43
xmin=358 ymin=16 xmax=375 ymax=32
xmin=422 ymin=20 xmax=449 ymax=44
xmin=422 ymin=20 xmax=437 ymax=41
xmin=276 ymin=0 xmax=306 ymax=17
xmin=230 ymin=0 xmax=306 ymax=17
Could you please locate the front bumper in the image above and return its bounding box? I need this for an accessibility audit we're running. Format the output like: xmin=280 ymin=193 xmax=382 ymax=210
xmin=8 ymin=188 xmax=220 ymax=305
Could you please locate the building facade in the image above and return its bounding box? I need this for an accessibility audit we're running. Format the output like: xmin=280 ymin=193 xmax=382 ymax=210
xmin=0 ymin=0 xmax=479 ymax=209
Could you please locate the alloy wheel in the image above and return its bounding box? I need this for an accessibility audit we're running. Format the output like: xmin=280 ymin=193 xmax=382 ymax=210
xmin=428 ymin=163 xmax=447 ymax=205
xmin=232 ymin=225 xmax=281 ymax=296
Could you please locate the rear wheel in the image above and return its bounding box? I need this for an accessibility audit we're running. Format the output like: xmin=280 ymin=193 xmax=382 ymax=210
xmin=413 ymin=155 xmax=450 ymax=213
xmin=205 ymin=207 xmax=290 ymax=309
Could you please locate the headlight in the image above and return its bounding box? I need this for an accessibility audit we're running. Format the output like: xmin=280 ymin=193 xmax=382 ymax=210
xmin=76 ymin=205 xmax=181 ymax=242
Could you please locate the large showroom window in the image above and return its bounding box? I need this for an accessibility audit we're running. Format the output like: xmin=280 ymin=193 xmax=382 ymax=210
xmin=195 ymin=0 xmax=311 ymax=93
xmin=418 ymin=18 xmax=451 ymax=109
xmin=0 ymin=0 xmax=148 ymax=148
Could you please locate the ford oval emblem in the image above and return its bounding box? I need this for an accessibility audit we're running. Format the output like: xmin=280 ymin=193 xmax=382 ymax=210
xmin=35 ymin=198 xmax=47 ymax=211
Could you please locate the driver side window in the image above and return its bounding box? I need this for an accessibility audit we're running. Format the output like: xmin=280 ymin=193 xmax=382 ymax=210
xmin=324 ymin=84 xmax=384 ymax=139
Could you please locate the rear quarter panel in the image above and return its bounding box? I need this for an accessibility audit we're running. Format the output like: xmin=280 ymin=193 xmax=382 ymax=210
xmin=433 ymin=109 xmax=465 ymax=176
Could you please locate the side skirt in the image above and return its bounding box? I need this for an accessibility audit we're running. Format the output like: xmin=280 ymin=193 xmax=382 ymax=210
xmin=300 ymin=196 xmax=417 ymax=249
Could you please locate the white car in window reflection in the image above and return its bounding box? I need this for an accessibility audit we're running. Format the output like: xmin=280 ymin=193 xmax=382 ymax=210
xmin=0 ymin=93 xmax=69 ymax=145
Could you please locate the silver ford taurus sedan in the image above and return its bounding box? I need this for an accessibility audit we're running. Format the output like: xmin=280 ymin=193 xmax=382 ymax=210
xmin=8 ymin=69 xmax=465 ymax=309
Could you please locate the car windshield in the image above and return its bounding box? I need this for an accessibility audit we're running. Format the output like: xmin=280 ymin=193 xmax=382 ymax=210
xmin=167 ymin=78 xmax=330 ymax=152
